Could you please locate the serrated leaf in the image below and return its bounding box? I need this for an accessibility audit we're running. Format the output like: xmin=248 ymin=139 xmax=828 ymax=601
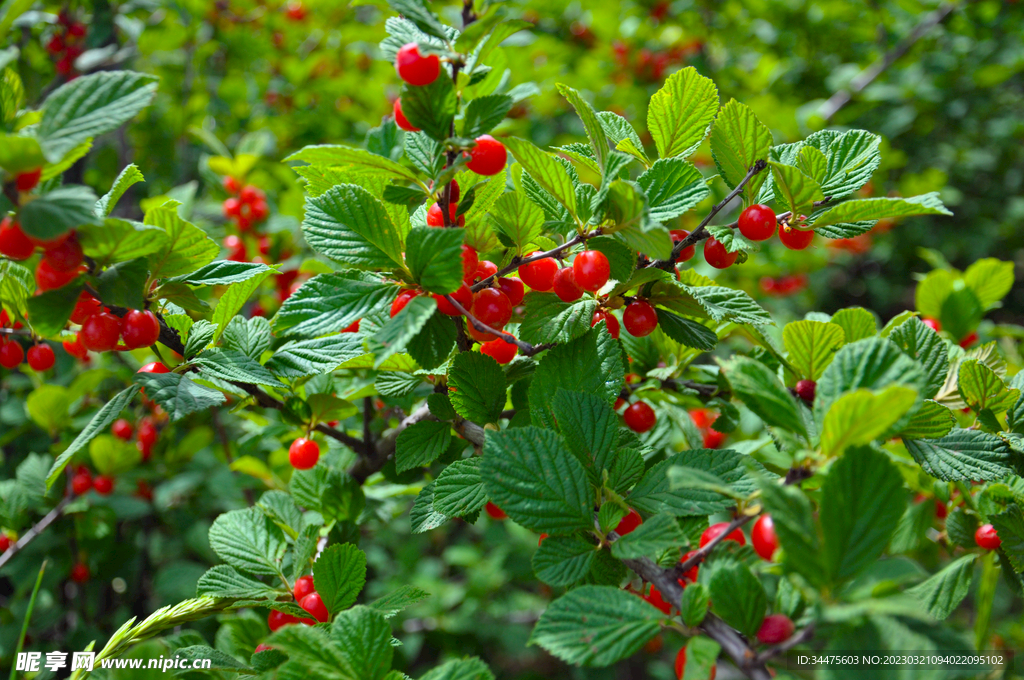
xmin=830 ymin=307 xmax=876 ymax=343
xmin=905 ymin=554 xmax=975 ymax=620
xmin=647 ymin=67 xmax=718 ymax=160
xmin=376 ymin=371 xmax=422 ymax=398
xmin=405 ymin=310 xmax=457 ymax=371
xmin=419 ymin=657 xmax=494 ymax=680
xmin=518 ymin=294 xmax=597 ymax=346
xmin=401 ymin=77 xmax=457 ymax=142
xmin=208 ymin=508 xmax=287 ymax=577
xmin=706 ymin=557 xmax=767 ymax=637
xmin=222 ymin=315 xmax=272 ymax=360
xmin=27 ymin=282 xmax=83 ymax=336
xmin=654 ymin=281 xmax=774 ymax=326
xmin=820 ymin=386 xmax=917 ymax=456
xmin=783 ymin=319 xmax=845 ymax=381
xmin=898 ymin=400 xmax=955 ymax=439
xmin=963 ymin=258 xmax=1014 ymax=309
xmin=369 ymin=295 xmax=437 ymax=368
xmin=611 ymin=514 xmax=685 ymax=559
xmin=18 ymin=185 xmax=98 ymax=241
xmin=814 ymin=129 xmax=881 ymax=199
xmin=331 ymin=606 xmax=393 ymax=680
xmin=556 ymin=84 xmax=609 ymax=167
xmin=989 ymin=504 xmax=1024 ymax=572
xmin=133 ymin=372 xmax=226 ymax=421
xmin=463 ymin=94 xmax=513 ymax=139
xmin=196 ymin=565 xmax=283 ymax=599
xmin=213 ymin=271 xmax=275 ymax=342
xmin=586 ymin=235 xmax=634 ymax=283
xmin=505 ymin=137 xmax=577 ymax=217
xmin=169 ymin=260 xmax=271 ymax=286
xmin=95 ymin=164 xmax=144 ymax=217
xmin=191 ymin=348 xmax=278 ymax=387
xmin=448 ymin=351 xmax=507 ymax=424
xmin=145 ymin=205 xmax=219 ymax=280
xmin=958 ymin=360 xmax=1018 ymax=413
xmin=636 ymin=158 xmax=710 ymax=223
xmin=886 ymin=316 xmax=949 ymax=400
xmin=368 ymin=584 xmax=430 ymax=619
xmin=655 ymin=309 xmax=717 ymax=351
xmin=814 ymin=338 xmax=926 ymax=424
xmin=275 ymin=272 xmax=395 ymax=337
xmin=628 ymin=448 xmax=763 ymax=517
xmin=680 ymin=583 xmax=710 ymax=627
xmin=551 ymin=389 xmax=618 ymax=485
xmin=902 ymin=429 xmax=1017 ymax=481
xmin=489 ymin=191 xmax=544 ymax=254
xmin=287 ymin=144 xmax=420 ymax=184
xmin=386 ymin=0 xmax=447 ymax=40
xmin=268 ymin=336 xmax=365 ymax=377
xmin=812 ymin=194 xmax=951 ymax=229
xmin=598 ymin=111 xmax=650 ymax=166
xmin=405 ymin=227 xmax=464 ymax=294
xmin=302 ymin=184 xmax=404 ymax=270
xmin=759 ymin=480 xmax=823 ymax=585
xmin=532 ymin=535 xmax=597 ymax=586
xmin=769 ymin=161 xmax=823 ymax=218
xmin=433 ymin=458 xmax=487 ymax=517
xmin=528 ymin=328 xmax=624 ymax=427
xmin=78 ymin=218 xmax=169 ymax=265
xmin=313 ymin=543 xmax=367 ymax=614
xmin=411 ymin=482 xmax=449 ymax=533
xmin=723 ymin=356 xmax=808 ymax=438
xmin=709 ymin=100 xmax=772 ymax=203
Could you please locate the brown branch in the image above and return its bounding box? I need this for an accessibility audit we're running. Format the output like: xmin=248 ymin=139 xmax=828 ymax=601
xmin=0 ymin=494 xmax=71 ymax=570
xmin=443 ymin=294 xmax=553 ymax=356
xmin=670 ymin=513 xmax=754 ymax=581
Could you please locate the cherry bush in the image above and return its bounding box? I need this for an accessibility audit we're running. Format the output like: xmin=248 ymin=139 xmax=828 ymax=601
xmin=1 ymin=1 xmax=1022 ymax=679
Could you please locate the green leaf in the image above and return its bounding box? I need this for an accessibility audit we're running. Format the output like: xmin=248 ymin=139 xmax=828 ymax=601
xmin=905 ymin=554 xmax=975 ymax=620
xmin=168 ymin=260 xmax=271 ymax=286
xmin=191 ymin=348 xmax=278 ymax=387
xmin=395 ymin=420 xmax=451 ymax=472
xmin=819 ymin=446 xmax=907 ymax=583
xmin=45 ymin=385 xmax=140 ymax=489
xmin=405 ymin=227 xmax=465 ymax=294
xmin=902 ymin=429 xmax=1017 ymax=482
xmin=448 ymin=351 xmax=506 ymax=424
xmin=783 ymin=320 xmax=845 ymax=381
xmin=208 ymin=508 xmax=287 ymax=577
xmin=303 ymin=184 xmax=404 ymax=269
xmin=634 ymin=159 xmax=710 ymax=224
xmin=405 ymin=309 xmax=457 ymax=371
xmin=722 ymin=356 xmax=808 ymax=438
xmin=401 ymin=77 xmax=457 ymax=142
xmin=433 ymin=458 xmax=487 ymax=517
xmin=0 ymin=259 xmax=33 ymax=318
xmin=820 ymin=386 xmax=917 ymax=456
xmin=709 ymin=100 xmax=772 ymax=203
xmin=411 ymin=482 xmax=449 ymax=533
xmin=196 ymin=565 xmax=283 ymax=599
xmin=759 ymin=480 xmax=823 ymax=585
xmin=598 ymin=111 xmax=650 ymax=166
xmin=287 ymin=144 xmax=420 ymax=184
xmin=914 ymin=269 xmax=957 ymax=321
xmin=386 ymin=0 xmax=447 ymax=40
xmin=830 ymin=307 xmax=876 ymax=343
xmin=958 ymin=360 xmax=1018 ymax=413
xmin=586 ymin=235 xmax=635 ymax=283
xmin=133 ymin=372 xmax=226 ymax=421
xmin=313 ymin=543 xmax=367 ymax=614
xmin=481 ymin=427 xmax=593 ymax=533
xmin=145 ymin=205 xmax=220 ymax=280
xmin=611 ymin=514 xmax=686 ymax=559
xmin=463 ymin=94 xmax=513 ymax=139
xmin=212 ymin=271 xmax=275 ymax=342
xmin=529 ymin=586 xmax=663 ymax=666
xmin=17 ymin=185 xmax=98 ymax=242
xmin=963 ymin=258 xmax=1014 ymax=309
xmin=489 ymin=191 xmax=544 ymax=254
xmin=268 ymin=336 xmax=363 ymax=377
xmin=330 ymin=606 xmax=393 ymax=680
xmin=556 ymin=84 xmax=609 ymax=167
xmin=369 ymin=295 xmax=437 ymax=368
xmin=814 ymin=338 xmax=926 ymax=424
xmin=27 ymin=282 xmax=83 ymax=337
xmin=274 ymin=272 xmax=394 ymax=338
xmin=518 ymin=294 xmax=597 ymax=346
xmin=78 ymin=218 xmax=169 ymax=266
xmin=88 ymin=433 xmax=141 ymax=475
xmin=769 ymin=161 xmax=823 ymax=218
xmin=811 ymin=129 xmax=881 ymax=199
xmin=551 ymin=390 xmax=618 ymax=485
xmin=505 ymin=137 xmax=577 ymax=217
xmin=529 ymin=328 xmax=624 ymax=427
xmin=989 ymin=504 xmax=1024 ymax=572
xmin=897 ymin=400 xmax=955 ymax=439
xmin=655 ymin=309 xmax=717 ymax=351
xmin=629 ymin=448 xmax=763 ymax=517
xmin=532 ymin=535 xmax=597 ymax=586
xmin=95 ymin=164 xmax=144 ymax=217
xmin=418 ymin=657 xmax=494 ymax=680
xmin=653 ymin=280 xmax=774 ymax=326
xmin=706 ymin=556 xmax=767 ymax=637
xmin=812 ymin=194 xmax=951 ymax=229
xmin=647 ymin=67 xmax=718 ymax=160
xmin=37 ymin=71 xmax=158 ymax=162
xmin=679 ymin=583 xmax=710 ymax=627
xmin=888 ymin=317 xmax=950 ymax=399
xmin=96 ymin=257 xmax=148 ymax=310
xmin=291 ymin=467 xmax=365 ymax=523
xmin=264 ymin=625 xmax=349 ymax=676
xmin=368 ymin=584 xmax=430 ymax=619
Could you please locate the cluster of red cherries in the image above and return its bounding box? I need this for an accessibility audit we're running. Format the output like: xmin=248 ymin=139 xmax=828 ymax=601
xmin=46 ymin=11 xmax=87 ymax=77
xmin=260 ymin=574 xmax=330 ymax=646
xmin=221 ymin=177 xmax=270 ymax=234
xmin=701 ymin=204 xmax=813 ymax=271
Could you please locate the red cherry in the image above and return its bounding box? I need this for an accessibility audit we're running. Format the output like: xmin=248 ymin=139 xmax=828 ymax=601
xmin=15 ymin=168 xmax=41 ymax=192
xmin=615 ymin=508 xmax=643 ymax=535
xmin=795 ymin=379 xmax=816 ymax=403
xmin=669 ymin=229 xmax=696 ymax=262
xmin=465 ymin=321 xmax=495 ymax=344
xmin=572 ymin=250 xmax=610 ymax=292
xmin=466 ymin=135 xmax=507 ymax=176
xmin=341 ymin=319 xmax=360 ymax=333
xmin=63 ymin=335 xmax=89 ymax=360
xmin=485 ymin=501 xmax=507 ymax=519
xmin=0 ymin=218 xmax=34 ymax=260
xmin=935 ymin=500 xmax=948 ymax=520
xmin=93 ymin=475 xmax=114 ymax=495
xmin=35 ymin=258 xmax=81 ymax=291
xmin=43 ymin=233 xmax=83 ymax=272
xmin=47 ymin=34 xmax=64 ymax=54
xmin=0 ymin=534 xmax=10 ymax=552
xmin=624 ymin=401 xmax=656 ymax=433
xmin=111 ymin=418 xmax=134 ymax=441
xmin=591 ymin=309 xmax=621 ymax=339
xmin=285 ymin=0 xmax=307 ymax=20
xmin=434 ymin=283 xmax=473 ymax=316
xmin=300 ymin=592 xmax=330 ymax=622
xmin=461 ymin=245 xmax=478 ymax=282
xmin=27 ymin=344 xmax=55 ymax=371
xmin=751 ymin=515 xmax=778 ymax=561
xmin=250 ymin=199 xmax=269 ymax=222
xmin=240 ymin=185 xmax=264 ymax=204
xmin=678 ymin=550 xmax=701 ymax=583
xmin=644 ymin=584 xmax=672 ymax=614
xmin=267 ymin=609 xmax=297 ymax=632
xmin=223 ymin=176 xmax=240 ymax=194
xmin=496 ymin=277 xmax=525 ymax=306
xmin=675 ymin=647 xmax=717 ymax=680
xmin=426 ymin=202 xmax=465 ymax=227
xmin=79 ymin=312 xmax=122 ymax=352
xmin=480 ymin=336 xmax=518 ymax=364
xmin=25 ymin=229 xmax=72 ymax=250
xmin=552 ymin=267 xmax=584 ymax=302
xmin=703 ymin=429 xmax=725 ymax=449
xmin=391 ymin=289 xmax=420 ymax=317
xmin=138 ymin=362 xmax=170 ymax=375
xmin=255 ymin=643 xmax=273 ymax=654
xmin=703 ymin=237 xmax=738 ymax=269
xmin=959 ymin=332 xmax=978 ymax=349
xmin=471 ymin=288 xmax=513 ymax=328
xmin=614 ymin=397 xmax=625 ymax=411
xmin=258 ymin=235 xmax=272 ymax=256
xmin=778 ymin=224 xmax=814 ymax=250
xmin=223 ymin=197 xmax=242 ymax=218
xmin=393 ymin=97 xmax=420 ymax=132
xmin=474 ymin=260 xmax=498 ymax=282
xmin=738 ymin=204 xmax=777 ymax=241
xmin=538 ymin=533 xmax=548 ymax=546
xmin=700 ymin=522 xmax=745 ymax=548
xmin=518 ymin=254 xmax=558 ymax=291
xmin=121 ymin=310 xmax=161 ymax=349
xmin=756 ymin=614 xmax=795 ymax=645
xmin=289 ymin=437 xmax=320 ymax=469
xmin=137 ymin=417 xmax=158 ymax=452
xmin=0 ymin=342 xmax=24 ymax=369
xmin=293 ymin=575 xmax=315 ymax=602
xmin=975 ymin=524 xmax=1000 ymax=550
xmin=70 ymin=562 xmax=90 ymax=583
xmin=72 ymin=471 xmax=92 ymax=495
xmin=622 ymin=300 xmax=658 ymax=337
xmin=70 ymin=291 xmax=102 ymax=324
xmin=922 ymin=317 xmax=941 ymax=332
xmin=395 ymin=43 xmax=439 ymax=86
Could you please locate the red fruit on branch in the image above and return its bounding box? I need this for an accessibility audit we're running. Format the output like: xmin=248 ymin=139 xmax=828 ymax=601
xmin=254 ymin=644 xmax=272 ymax=654
xmin=223 ymin=197 xmax=242 ymax=218
xmin=615 ymin=508 xmax=643 ymax=535
xmin=623 ymin=300 xmax=658 ymax=337
xmin=0 ymin=218 xmax=34 ymax=260
xmin=975 ymin=524 xmax=1000 ymax=550
xmin=71 ymin=470 xmax=92 ymax=495
xmin=240 ymin=185 xmax=265 ymax=204
xmin=756 ymin=614 xmax=795 ymax=644
xmin=268 ymin=609 xmax=297 ymax=632
xmin=669 ymin=229 xmax=696 ymax=262
xmin=15 ymin=168 xmax=42 ymax=192
xmin=0 ymin=341 xmax=24 ymax=369
xmin=475 ymin=260 xmax=498 ymax=282
xmin=700 ymin=522 xmax=745 ymax=548
xmin=35 ymin=258 xmax=81 ymax=291
xmin=591 ymin=309 xmax=620 ymax=339
xmin=471 ymin=288 xmax=513 ymax=328
xmin=70 ymin=562 xmax=90 ymax=583
xmin=779 ymin=224 xmax=814 ymax=250
xmin=288 ymin=438 xmax=320 ymax=470
xmin=675 ymin=647 xmax=716 ymax=680
xmin=959 ymin=332 xmax=978 ymax=348
xmin=738 ymin=204 xmax=777 ymax=241
xmin=293 ymin=575 xmax=315 ymax=602
xmin=300 ymin=592 xmax=330 ymax=622
xmin=395 ymin=43 xmax=439 ymax=86
xmin=63 ymin=335 xmax=89 ymax=361
xmin=485 ymin=501 xmax=507 ymax=519
xmin=795 ymin=379 xmax=816 ymax=403
xmin=341 ymin=319 xmax=360 ymax=333
xmin=751 ymin=515 xmax=778 ymax=561
xmin=42 ymin=233 xmax=83 ymax=272
xmin=703 ymin=237 xmax=738 ymax=269
xmin=679 ymin=550 xmax=701 ymax=583
xmin=426 ymin=201 xmax=464 ymax=227
xmin=623 ymin=401 xmax=656 ymax=433
xmin=480 ymin=336 xmax=518 ymax=364
xmin=552 ymin=267 xmax=584 ymax=302
xmin=223 ymin=176 xmax=240 ymax=194
xmin=93 ymin=475 xmax=114 ymax=495
xmin=434 ymin=283 xmax=473 ymax=316
xmin=27 ymin=344 xmax=55 ymax=371
xmin=518 ymin=255 xmax=558 ymax=291
xmin=70 ymin=291 xmax=102 ymax=324
xmin=922 ymin=317 xmax=941 ymax=332
xmin=391 ymin=289 xmax=420 ymax=317
xmin=572 ymin=250 xmax=610 ymax=291
xmin=138 ymin=362 xmax=171 ymax=375
xmin=496 ymin=277 xmax=525 ymax=306
xmin=466 ymin=135 xmax=507 ymax=176
xmin=393 ymin=97 xmax=420 ymax=132
xmin=80 ymin=312 xmax=122 ymax=352
xmin=122 ymin=310 xmax=161 ymax=349
xmin=111 ymin=418 xmax=134 ymax=441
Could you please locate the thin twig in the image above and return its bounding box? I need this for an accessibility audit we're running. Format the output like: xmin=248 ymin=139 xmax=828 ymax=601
xmin=671 ymin=513 xmax=755 ymax=581
xmin=443 ymin=294 xmax=553 ymax=356
xmin=0 ymin=495 xmax=71 ymax=570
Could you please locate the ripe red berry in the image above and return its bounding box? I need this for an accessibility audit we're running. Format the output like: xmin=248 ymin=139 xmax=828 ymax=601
xmin=426 ymin=202 xmax=464 ymax=227
xmin=111 ymin=419 xmax=134 ymax=441
xmin=552 ymin=267 xmax=584 ymax=302
xmin=921 ymin=317 xmax=941 ymax=332
xmin=669 ymin=229 xmax=696 ymax=262
xmin=240 ymin=185 xmax=264 ymax=204
xmin=254 ymin=643 xmax=273 ymax=654
xmin=223 ymin=197 xmax=242 ymax=219
xmin=738 ymin=204 xmax=777 ymax=241
xmin=342 ymin=319 xmax=360 ymax=333
xmin=572 ymin=250 xmax=611 ymax=292
xmin=465 ymin=321 xmax=495 ymax=344
xmin=395 ymin=43 xmax=439 ymax=86
xmin=678 ymin=550 xmax=701 ymax=583
xmin=15 ymin=168 xmax=41 ymax=192
xmin=461 ymin=245 xmax=478 ymax=282
xmin=0 ymin=534 xmax=9 ymax=552
xmin=138 ymin=362 xmax=171 ymax=375
xmin=27 ymin=344 xmax=55 ymax=371
xmin=250 ymin=199 xmax=269 ymax=222
xmin=485 ymin=501 xmax=507 ymax=519
xmin=480 ymin=336 xmax=518 ymax=364
xmin=623 ymin=300 xmax=658 ymax=337
xmin=591 ymin=309 xmax=621 ymax=339
xmin=756 ymin=614 xmax=795 ymax=645
xmin=475 ymin=260 xmax=498 ymax=282
xmin=466 ymin=135 xmax=507 ymax=176
xmin=121 ymin=310 xmax=161 ymax=349
xmin=751 ymin=515 xmax=778 ymax=561
xmin=223 ymin=176 xmax=240 ymax=194
xmin=703 ymin=237 xmax=738 ymax=269
xmin=959 ymin=332 xmax=978 ymax=349
xmin=293 ymin=575 xmax=315 ymax=602
xmin=471 ymin=288 xmax=513 ymax=328
xmin=289 ymin=437 xmax=320 ymax=469
xmin=393 ymin=97 xmax=420 ymax=132
xmin=63 ymin=335 xmax=89 ymax=360
xmin=391 ymin=289 xmax=420 ymax=317
xmin=703 ymin=429 xmax=725 ymax=448
xmin=624 ymin=401 xmax=656 ymax=433
xmin=285 ymin=0 xmax=306 ymax=20
xmin=300 ymin=592 xmax=330 ymax=622
xmin=70 ymin=291 xmax=102 ymax=325
xmin=518 ymin=254 xmax=558 ymax=291
xmin=267 ymin=609 xmax=297 ymax=632
xmin=71 ymin=471 xmax=92 ymax=495
xmin=975 ymin=524 xmax=1001 ymax=550
xmin=80 ymin=312 xmax=122 ymax=352
xmin=778 ymin=224 xmax=814 ymax=250
xmin=614 ymin=397 xmax=625 ymax=411
xmin=675 ymin=647 xmax=717 ymax=680
xmin=496 ymin=277 xmax=525 ymax=306
xmin=0 ymin=341 xmax=24 ymax=369
xmin=0 ymin=218 xmax=34 ymax=260
xmin=137 ymin=417 xmax=158 ymax=450
xmin=615 ymin=508 xmax=643 ymax=535
xmin=43 ymin=233 xmax=83 ymax=272
xmin=434 ymin=283 xmax=473 ymax=316
xmin=93 ymin=475 xmax=114 ymax=495
xmin=35 ymin=258 xmax=81 ymax=291
xmin=700 ymin=522 xmax=746 ymax=548
xmin=70 ymin=562 xmax=90 ymax=583
xmin=644 ymin=584 xmax=672 ymax=614
xmin=795 ymin=379 xmax=816 ymax=403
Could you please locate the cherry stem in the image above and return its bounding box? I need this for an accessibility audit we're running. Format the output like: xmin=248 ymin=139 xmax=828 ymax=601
xmin=470 ymin=228 xmax=602 ymax=292
xmin=0 ymin=483 xmax=72 ymax=571
xmin=442 ymin=294 xmax=553 ymax=356
xmin=671 ymin=512 xmax=755 ymax=581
